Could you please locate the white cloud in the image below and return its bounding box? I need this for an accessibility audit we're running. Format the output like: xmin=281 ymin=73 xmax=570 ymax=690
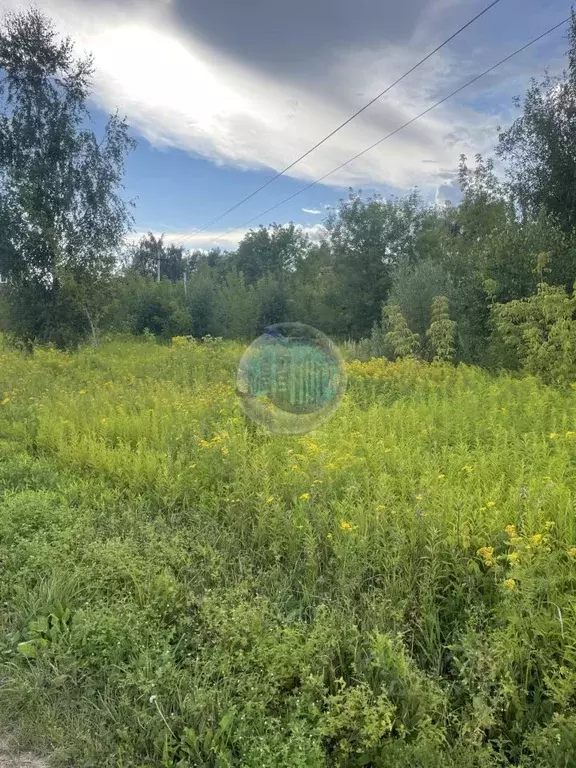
xmin=129 ymin=222 xmax=327 ymax=251
xmin=302 ymin=207 xmax=322 ymax=215
xmin=0 ymin=0 xmax=561 ymax=197
xmin=301 ymin=224 xmax=327 ymax=243
xmin=129 ymin=227 xmax=249 ymax=251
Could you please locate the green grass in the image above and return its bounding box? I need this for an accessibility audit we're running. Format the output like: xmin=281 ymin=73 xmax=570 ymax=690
xmin=2 ymin=338 xmax=576 ymax=766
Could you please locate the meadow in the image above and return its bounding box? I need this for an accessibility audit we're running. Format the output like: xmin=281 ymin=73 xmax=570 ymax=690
xmin=1 ymin=337 xmax=576 ymax=767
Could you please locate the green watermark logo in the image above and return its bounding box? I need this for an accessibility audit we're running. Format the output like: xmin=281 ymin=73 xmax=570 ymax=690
xmin=237 ymin=323 xmax=347 ymax=434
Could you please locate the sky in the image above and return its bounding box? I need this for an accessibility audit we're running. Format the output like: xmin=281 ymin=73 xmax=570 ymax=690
xmin=0 ymin=0 xmax=572 ymax=250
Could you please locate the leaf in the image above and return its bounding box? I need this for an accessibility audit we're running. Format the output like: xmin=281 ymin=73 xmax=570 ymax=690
xmin=28 ymin=616 xmax=49 ymax=635
xmin=17 ymin=641 xmax=38 ymax=658
xmin=183 ymin=727 xmax=197 ymax=750
xmin=218 ymin=710 xmax=235 ymax=734
xmin=203 ymin=728 xmax=213 ymax=754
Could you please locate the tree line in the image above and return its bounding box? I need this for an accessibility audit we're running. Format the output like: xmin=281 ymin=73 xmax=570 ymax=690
xmin=2 ymin=8 xmax=576 ymax=382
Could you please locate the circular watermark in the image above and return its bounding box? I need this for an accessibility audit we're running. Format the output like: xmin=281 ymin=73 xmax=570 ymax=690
xmin=236 ymin=322 xmax=347 ymax=434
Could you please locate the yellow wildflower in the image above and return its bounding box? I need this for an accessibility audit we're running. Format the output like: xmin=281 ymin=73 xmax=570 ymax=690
xmin=383 ymin=448 xmax=392 ymax=454
xmin=290 ymin=464 xmax=299 ymax=471
xmin=189 ymin=463 xmax=196 ymax=469
xmin=1 ymin=397 xmax=9 ymax=405
xmin=477 ymin=546 xmax=495 ymax=567
xmin=339 ymin=520 xmax=357 ymax=532
xmin=199 ymin=440 xmax=211 ymax=449
xmin=78 ymin=389 xmax=88 ymax=395
xmin=312 ymin=479 xmax=323 ymax=485
xmin=502 ymin=578 xmax=516 ymax=591
xmin=505 ymin=525 xmax=517 ymax=538
xmin=266 ymin=496 xmax=274 ymax=503
xmin=437 ymin=473 xmax=445 ymax=480
xmin=529 ymin=533 xmax=543 ymax=548
xmin=221 ymin=446 xmax=229 ymax=455
xmin=375 ymin=505 xmax=386 ymax=512
xmin=507 ymin=552 xmax=520 ymax=564
xmin=566 ymin=431 xmax=576 ymax=439
xmin=415 ymin=494 xmax=424 ymax=501
xmin=461 ymin=465 xmax=473 ymax=473
xmin=486 ymin=500 xmax=496 ymax=508
xmin=550 ymin=433 xmax=560 ymax=440
xmin=544 ymin=520 xmax=555 ymax=531
xmin=299 ymin=492 xmax=310 ymax=502
xmin=567 ymin=547 xmax=576 ymax=558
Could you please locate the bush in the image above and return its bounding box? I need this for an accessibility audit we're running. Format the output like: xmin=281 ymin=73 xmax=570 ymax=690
xmin=491 ymin=281 xmax=576 ymax=385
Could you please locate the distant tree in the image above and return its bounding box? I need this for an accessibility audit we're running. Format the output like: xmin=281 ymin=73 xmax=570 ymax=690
xmin=185 ymin=263 xmax=224 ymax=338
xmin=0 ymin=9 xmax=135 ymax=347
xmin=162 ymin=243 xmax=186 ymax=281
xmin=130 ymin=233 xmax=188 ymax=281
xmin=130 ymin=232 xmax=163 ymax=279
xmin=233 ymin=223 xmax=310 ymax=284
xmin=326 ymin=190 xmax=425 ymax=337
xmin=217 ymin=271 xmax=257 ymax=339
xmin=387 ymin=258 xmax=453 ymax=339
xmin=255 ymin=272 xmax=292 ymax=331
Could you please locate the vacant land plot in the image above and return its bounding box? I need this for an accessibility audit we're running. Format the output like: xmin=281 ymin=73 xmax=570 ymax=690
xmin=1 ymin=339 xmax=576 ymax=766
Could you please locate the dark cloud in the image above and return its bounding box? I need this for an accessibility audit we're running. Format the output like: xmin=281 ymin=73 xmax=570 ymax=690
xmin=169 ymin=0 xmax=433 ymax=78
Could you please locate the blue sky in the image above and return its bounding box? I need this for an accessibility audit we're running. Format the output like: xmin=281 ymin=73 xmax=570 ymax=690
xmin=1 ymin=0 xmax=572 ymax=249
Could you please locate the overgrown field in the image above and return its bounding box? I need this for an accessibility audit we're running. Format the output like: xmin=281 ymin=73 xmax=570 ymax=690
xmin=2 ymin=338 xmax=576 ymax=767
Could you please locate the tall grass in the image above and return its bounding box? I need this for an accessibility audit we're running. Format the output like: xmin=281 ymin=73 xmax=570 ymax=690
xmin=1 ymin=339 xmax=576 ymax=766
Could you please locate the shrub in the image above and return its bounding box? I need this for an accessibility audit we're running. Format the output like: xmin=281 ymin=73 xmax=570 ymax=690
xmin=491 ymin=281 xmax=576 ymax=385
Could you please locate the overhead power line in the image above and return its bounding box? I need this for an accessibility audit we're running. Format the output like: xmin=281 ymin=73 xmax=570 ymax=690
xmin=176 ymin=0 xmax=503 ymax=246
xmin=204 ymin=16 xmax=569 ymax=249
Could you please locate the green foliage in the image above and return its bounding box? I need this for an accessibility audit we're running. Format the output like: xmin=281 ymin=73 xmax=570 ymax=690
xmin=491 ymin=281 xmax=576 ymax=385
xmin=2 ymin=342 xmax=576 ymax=766
xmin=0 ymin=9 xmax=134 ymax=348
xmin=129 ymin=232 xmax=195 ymax=281
xmin=426 ymin=296 xmax=457 ymax=363
xmin=326 ymin=191 xmax=426 ymax=338
xmin=216 ymin=271 xmax=258 ymax=340
xmin=232 ymin=223 xmax=310 ymax=284
xmin=388 ymin=258 xmax=454 ymax=339
xmin=255 ymin=272 xmax=292 ymax=331
xmin=384 ymin=304 xmax=420 ymax=359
